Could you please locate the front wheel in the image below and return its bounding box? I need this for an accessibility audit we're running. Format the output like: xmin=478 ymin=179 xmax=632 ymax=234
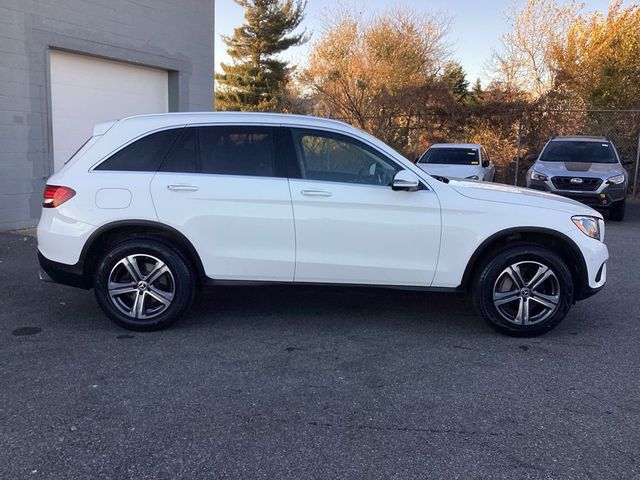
xmin=94 ymin=239 xmax=196 ymax=331
xmin=471 ymin=245 xmax=573 ymax=337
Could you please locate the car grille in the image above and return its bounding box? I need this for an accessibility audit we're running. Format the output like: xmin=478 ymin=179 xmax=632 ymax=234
xmin=551 ymin=176 xmax=602 ymax=192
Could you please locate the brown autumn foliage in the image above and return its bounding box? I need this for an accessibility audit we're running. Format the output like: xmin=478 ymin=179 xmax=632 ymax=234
xmin=290 ymin=2 xmax=640 ymax=188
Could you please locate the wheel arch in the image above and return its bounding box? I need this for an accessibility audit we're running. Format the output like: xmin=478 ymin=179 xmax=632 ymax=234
xmin=460 ymin=227 xmax=589 ymax=300
xmin=80 ymin=220 xmax=206 ymax=288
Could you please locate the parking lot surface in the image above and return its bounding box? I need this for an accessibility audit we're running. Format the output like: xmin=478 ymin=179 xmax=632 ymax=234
xmin=1 ymin=204 xmax=639 ymax=479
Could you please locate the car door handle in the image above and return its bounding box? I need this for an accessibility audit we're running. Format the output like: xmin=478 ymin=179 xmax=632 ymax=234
xmin=167 ymin=184 xmax=199 ymax=192
xmin=300 ymin=189 xmax=332 ymax=197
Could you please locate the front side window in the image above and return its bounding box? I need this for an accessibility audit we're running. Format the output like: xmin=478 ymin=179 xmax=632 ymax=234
xmin=419 ymin=147 xmax=480 ymax=165
xmin=159 ymin=126 xmax=278 ymax=177
xmin=540 ymin=141 xmax=617 ymax=164
xmin=292 ymin=130 xmax=399 ymax=186
xmin=96 ymin=128 xmax=181 ymax=171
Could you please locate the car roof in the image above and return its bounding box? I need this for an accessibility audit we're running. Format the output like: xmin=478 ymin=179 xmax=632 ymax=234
xmin=429 ymin=143 xmax=482 ymax=149
xmin=550 ymin=136 xmax=609 ymax=143
xmin=110 ymin=111 xmax=356 ymax=133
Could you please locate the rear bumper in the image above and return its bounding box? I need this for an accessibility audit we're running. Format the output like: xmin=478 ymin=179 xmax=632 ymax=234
xmin=38 ymin=251 xmax=89 ymax=289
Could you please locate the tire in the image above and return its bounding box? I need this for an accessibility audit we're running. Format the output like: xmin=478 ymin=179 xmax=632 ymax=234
xmin=471 ymin=244 xmax=573 ymax=337
xmin=94 ymin=239 xmax=196 ymax=331
xmin=609 ymin=198 xmax=625 ymax=222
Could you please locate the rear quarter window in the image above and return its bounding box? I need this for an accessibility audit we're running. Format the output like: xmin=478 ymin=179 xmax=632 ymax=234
xmin=95 ymin=128 xmax=182 ymax=172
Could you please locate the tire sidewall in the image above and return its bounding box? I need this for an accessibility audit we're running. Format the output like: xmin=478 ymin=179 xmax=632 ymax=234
xmin=94 ymin=239 xmax=195 ymax=331
xmin=474 ymin=245 xmax=573 ymax=337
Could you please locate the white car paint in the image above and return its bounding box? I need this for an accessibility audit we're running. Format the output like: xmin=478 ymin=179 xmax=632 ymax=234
xmin=38 ymin=112 xmax=608 ymax=295
xmin=150 ymin=173 xmax=296 ymax=281
xmin=288 ymin=178 xmax=441 ymax=285
xmin=417 ymin=143 xmax=496 ymax=181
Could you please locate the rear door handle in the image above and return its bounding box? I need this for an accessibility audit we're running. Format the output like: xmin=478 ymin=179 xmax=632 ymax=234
xmin=300 ymin=189 xmax=332 ymax=197
xmin=167 ymin=184 xmax=199 ymax=192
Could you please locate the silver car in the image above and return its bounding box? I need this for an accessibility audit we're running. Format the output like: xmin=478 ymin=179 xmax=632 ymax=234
xmin=526 ymin=136 xmax=629 ymax=221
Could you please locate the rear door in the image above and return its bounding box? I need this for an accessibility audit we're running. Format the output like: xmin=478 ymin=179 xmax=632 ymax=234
xmin=286 ymin=128 xmax=441 ymax=286
xmin=150 ymin=125 xmax=295 ymax=281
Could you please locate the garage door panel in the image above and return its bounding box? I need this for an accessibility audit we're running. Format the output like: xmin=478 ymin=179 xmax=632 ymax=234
xmin=50 ymin=50 xmax=168 ymax=171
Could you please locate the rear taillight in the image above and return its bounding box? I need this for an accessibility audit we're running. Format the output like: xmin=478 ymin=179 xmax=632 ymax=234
xmin=43 ymin=185 xmax=76 ymax=208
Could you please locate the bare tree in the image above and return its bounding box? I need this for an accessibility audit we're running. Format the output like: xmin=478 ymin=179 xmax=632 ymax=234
xmin=487 ymin=0 xmax=580 ymax=97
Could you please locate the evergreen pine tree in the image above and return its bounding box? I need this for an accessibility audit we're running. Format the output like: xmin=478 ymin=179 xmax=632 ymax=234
xmin=215 ymin=0 xmax=307 ymax=111
xmin=442 ymin=61 xmax=470 ymax=104
xmin=471 ymin=78 xmax=483 ymax=103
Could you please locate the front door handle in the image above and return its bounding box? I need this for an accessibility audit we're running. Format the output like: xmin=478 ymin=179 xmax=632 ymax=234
xmin=167 ymin=184 xmax=199 ymax=192
xmin=301 ymin=189 xmax=332 ymax=197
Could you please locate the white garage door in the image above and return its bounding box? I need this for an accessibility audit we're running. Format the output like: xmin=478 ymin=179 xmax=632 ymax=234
xmin=49 ymin=50 xmax=169 ymax=171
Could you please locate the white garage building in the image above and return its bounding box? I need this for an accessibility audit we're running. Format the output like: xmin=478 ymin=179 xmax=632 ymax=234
xmin=0 ymin=1 xmax=215 ymax=229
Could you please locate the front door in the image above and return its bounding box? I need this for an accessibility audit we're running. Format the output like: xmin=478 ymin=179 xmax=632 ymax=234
xmin=287 ymin=128 xmax=441 ymax=286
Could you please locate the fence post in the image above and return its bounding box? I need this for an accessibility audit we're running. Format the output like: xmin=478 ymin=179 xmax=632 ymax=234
xmin=634 ymin=131 xmax=640 ymax=199
xmin=514 ymin=124 xmax=523 ymax=186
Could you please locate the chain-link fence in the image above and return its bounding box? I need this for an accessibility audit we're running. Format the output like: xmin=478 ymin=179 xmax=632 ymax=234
xmin=331 ymin=108 xmax=640 ymax=198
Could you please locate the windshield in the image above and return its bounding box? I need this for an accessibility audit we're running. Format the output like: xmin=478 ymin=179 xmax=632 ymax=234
xmin=539 ymin=141 xmax=617 ymax=164
xmin=419 ymin=147 xmax=479 ymax=165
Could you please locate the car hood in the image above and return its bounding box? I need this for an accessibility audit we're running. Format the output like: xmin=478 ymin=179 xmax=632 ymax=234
xmin=448 ymin=179 xmax=602 ymax=216
xmin=417 ymin=163 xmax=481 ymax=179
xmin=533 ymin=160 xmax=625 ymax=177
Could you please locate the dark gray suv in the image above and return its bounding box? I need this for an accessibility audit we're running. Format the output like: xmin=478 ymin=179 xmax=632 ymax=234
xmin=525 ymin=136 xmax=630 ymax=221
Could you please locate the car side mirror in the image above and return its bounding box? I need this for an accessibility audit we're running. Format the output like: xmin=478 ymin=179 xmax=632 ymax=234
xmin=482 ymin=160 xmax=490 ymax=168
xmin=621 ymin=158 xmax=633 ymax=166
xmin=524 ymin=153 xmax=538 ymax=163
xmin=392 ymin=170 xmax=421 ymax=191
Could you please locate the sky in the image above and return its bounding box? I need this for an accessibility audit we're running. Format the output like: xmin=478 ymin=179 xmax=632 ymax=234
xmin=214 ymin=0 xmax=614 ymax=85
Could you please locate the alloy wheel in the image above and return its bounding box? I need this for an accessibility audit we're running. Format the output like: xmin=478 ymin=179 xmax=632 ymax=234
xmin=492 ymin=261 xmax=560 ymax=326
xmin=107 ymin=254 xmax=175 ymax=320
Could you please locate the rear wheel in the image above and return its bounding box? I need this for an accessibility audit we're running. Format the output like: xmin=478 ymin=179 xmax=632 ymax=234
xmin=609 ymin=198 xmax=625 ymax=222
xmin=472 ymin=245 xmax=573 ymax=337
xmin=94 ymin=239 xmax=195 ymax=331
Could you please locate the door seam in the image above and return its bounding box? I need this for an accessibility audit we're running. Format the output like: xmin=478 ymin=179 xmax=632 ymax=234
xmin=286 ymin=177 xmax=298 ymax=282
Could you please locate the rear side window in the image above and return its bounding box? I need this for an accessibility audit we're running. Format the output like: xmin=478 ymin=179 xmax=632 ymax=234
xmin=199 ymin=126 xmax=275 ymax=177
xmin=160 ymin=128 xmax=198 ymax=173
xmin=159 ymin=126 xmax=278 ymax=177
xmin=95 ymin=128 xmax=181 ymax=171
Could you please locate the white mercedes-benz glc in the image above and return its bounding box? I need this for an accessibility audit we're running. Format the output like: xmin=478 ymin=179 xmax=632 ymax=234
xmin=37 ymin=113 xmax=608 ymax=336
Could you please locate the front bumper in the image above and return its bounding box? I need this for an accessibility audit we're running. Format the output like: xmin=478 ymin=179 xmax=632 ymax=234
xmin=563 ymin=228 xmax=608 ymax=300
xmin=528 ymin=179 xmax=626 ymax=208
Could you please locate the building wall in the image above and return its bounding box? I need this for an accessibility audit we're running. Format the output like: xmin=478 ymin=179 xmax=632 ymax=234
xmin=0 ymin=0 xmax=215 ymax=229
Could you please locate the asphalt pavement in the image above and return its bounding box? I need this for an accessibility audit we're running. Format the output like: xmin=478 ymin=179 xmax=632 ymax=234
xmin=1 ymin=204 xmax=639 ymax=479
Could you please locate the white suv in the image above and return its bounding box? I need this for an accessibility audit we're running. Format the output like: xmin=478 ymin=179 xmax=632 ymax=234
xmin=38 ymin=113 xmax=608 ymax=336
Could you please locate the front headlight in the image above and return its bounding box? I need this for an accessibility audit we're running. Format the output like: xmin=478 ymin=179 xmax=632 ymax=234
xmin=607 ymin=174 xmax=625 ymax=184
xmin=530 ymin=170 xmax=548 ymax=181
xmin=465 ymin=175 xmax=480 ymax=180
xmin=572 ymin=216 xmax=601 ymax=240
